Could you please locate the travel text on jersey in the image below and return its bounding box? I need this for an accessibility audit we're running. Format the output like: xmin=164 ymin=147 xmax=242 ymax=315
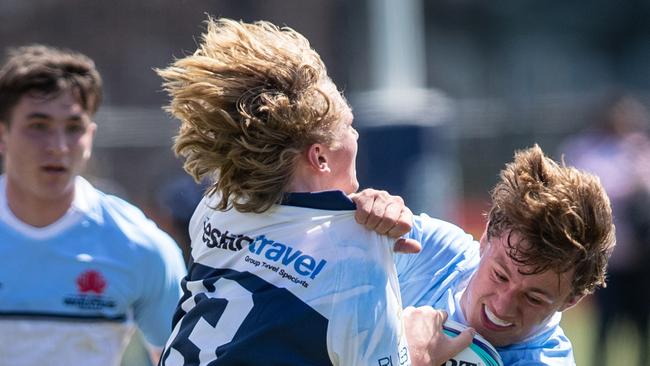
xmin=202 ymin=222 xmax=327 ymax=280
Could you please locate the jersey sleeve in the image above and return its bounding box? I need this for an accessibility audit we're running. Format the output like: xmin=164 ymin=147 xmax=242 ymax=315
xmin=325 ymin=232 xmax=410 ymax=366
xmin=132 ymin=225 xmax=187 ymax=347
xmin=395 ymin=213 xmax=480 ymax=306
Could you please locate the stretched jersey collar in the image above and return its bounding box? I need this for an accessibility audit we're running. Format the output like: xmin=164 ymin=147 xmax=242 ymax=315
xmin=281 ymin=191 xmax=356 ymax=210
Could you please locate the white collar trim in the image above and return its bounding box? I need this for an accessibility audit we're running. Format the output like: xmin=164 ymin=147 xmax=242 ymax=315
xmin=0 ymin=175 xmax=98 ymax=240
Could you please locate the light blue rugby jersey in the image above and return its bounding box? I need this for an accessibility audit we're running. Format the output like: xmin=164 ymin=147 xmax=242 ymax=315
xmin=0 ymin=176 xmax=187 ymax=366
xmin=160 ymin=191 xmax=410 ymax=366
xmin=395 ymin=213 xmax=576 ymax=366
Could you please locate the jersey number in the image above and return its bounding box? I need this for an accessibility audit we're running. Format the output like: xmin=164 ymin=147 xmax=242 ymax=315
xmin=164 ymin=278 xmax=254 ymax=364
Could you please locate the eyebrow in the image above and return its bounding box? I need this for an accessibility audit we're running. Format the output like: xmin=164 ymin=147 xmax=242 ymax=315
xmin=27 ymin=112 xmax=83 ymax=121
xmin=26 ymin=112 xmax=51 ymax=120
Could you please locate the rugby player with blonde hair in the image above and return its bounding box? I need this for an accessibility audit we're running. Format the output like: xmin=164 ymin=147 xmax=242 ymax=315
xmin=156 ymin=17 xmax=471 ymax=366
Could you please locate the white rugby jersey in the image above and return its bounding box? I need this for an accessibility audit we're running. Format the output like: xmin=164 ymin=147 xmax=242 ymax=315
xmin=160 ymin=191 xmax=410 ymax=366
xmin=0 ymin=176 xmax=187 ymax=366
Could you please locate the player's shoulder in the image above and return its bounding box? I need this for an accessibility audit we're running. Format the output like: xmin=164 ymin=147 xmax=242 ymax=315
xmin=396 ymin=213 xmax=479 ymax=287
xmin=408 ymin=213 xmax=478 ymax=255
xmin=193 ymin=190 xmax=359 ymax=234
xmin=81 ymin=179 xmax=178 ymax=252
xmin=411 ymin=213 xmax=471 ymax=237
xmin=101 ymin=195 xmax=150 ymax=224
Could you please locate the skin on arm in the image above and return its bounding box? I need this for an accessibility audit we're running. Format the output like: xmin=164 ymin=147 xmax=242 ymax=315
xmin=349 ymin=189 xmax=421 ymax=253
xmin=403 ymin=306 xmax=475 ymax=366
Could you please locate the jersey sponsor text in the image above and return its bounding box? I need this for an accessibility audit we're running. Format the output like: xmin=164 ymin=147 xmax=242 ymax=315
xmin=202 ymin=220 xmax=327 ymax=280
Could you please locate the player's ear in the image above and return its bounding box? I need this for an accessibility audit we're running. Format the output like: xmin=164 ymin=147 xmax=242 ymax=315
xmin=83 ymin=121 xmax=97 ymax=160
xmin=306 ymin=143 xmax=330 ymax=173
xmin=88 ymin=121 xmax=97 ymax=137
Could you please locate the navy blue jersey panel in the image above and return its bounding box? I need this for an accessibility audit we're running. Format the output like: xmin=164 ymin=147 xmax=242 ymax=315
xmin=165 ymin=263 xmax=332 ymax=366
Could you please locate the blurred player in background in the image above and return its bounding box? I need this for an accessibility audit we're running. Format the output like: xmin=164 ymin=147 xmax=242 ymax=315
xmin=561 ymin=93 xmax=650 ymax=366
xmin=0 ymin=45 xmax=187 ymax=366
xmin=156 ymin=173 xmax=207 ymax=262
xmin=156 ymin=17 xmax=472 ymax=366
xmin=390 ymin=145 xmax=616 ymax=365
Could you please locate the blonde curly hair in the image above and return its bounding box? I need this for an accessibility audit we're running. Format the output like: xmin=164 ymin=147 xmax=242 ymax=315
xmin=487 ymin=145 xmax=616 ymax=297
xmin=157 ymin=17 xmax=350 ymax=213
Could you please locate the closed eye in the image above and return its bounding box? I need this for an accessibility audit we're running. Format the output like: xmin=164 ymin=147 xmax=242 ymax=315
xmin=493 ymin=270 xmax=507 ymax=282
xmin=29 ymin=121 xmax=49 ymax=131
xmin=66 ymin=123 xmax=86 ymax=133
xmin=527 ymin=295 xmax=543 ymax=306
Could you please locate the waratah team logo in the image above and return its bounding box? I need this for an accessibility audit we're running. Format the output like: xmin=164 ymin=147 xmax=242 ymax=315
xmin=63 ymin=269 xmax=116 ymax=310
xmin=76 ymin=270 xmax=106 ymax=294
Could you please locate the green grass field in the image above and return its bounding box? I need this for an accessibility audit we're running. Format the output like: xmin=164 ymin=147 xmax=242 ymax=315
xmin=561 ymin=297 xmax=648 ymax=365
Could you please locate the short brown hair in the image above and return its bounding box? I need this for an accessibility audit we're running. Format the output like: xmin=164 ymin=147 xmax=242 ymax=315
xmin=487 ymin=144 xmax=616 ymax=297
xmin=157 ymin=17 xmax=350 ymax=213
xmin=0 ymin=45 xmax=102 ymax=122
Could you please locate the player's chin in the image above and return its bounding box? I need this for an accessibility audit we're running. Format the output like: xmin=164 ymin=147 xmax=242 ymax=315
xmin=342 ymin=182 xmax=359 ymax=195
xmin=473 ymin=322 xmax=512 ymax=347
xmin=480 ymin=330 xmax=517 ymax=348
xmin=349 ymin=179 xmax=360 ymax=194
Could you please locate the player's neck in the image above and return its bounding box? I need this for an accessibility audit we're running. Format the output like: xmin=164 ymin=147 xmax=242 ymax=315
xmin=5 ymin=182 xmax=74 ymax=228
xmin=287 ymin=163 xmax=329 ymax=193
